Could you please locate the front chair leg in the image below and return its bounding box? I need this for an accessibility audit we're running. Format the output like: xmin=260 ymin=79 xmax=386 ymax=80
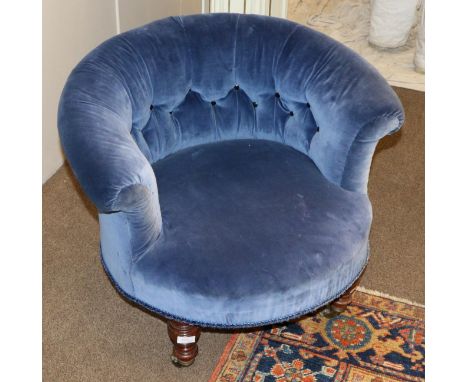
xmin=167 ymin=320 xmax=201 ymax=367
xmin=324 ymin=274 xmax=362 ymax=318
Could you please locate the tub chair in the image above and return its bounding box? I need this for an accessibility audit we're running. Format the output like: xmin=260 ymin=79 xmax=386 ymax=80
xmin=58 ymin=14 xmax=404 ymax=366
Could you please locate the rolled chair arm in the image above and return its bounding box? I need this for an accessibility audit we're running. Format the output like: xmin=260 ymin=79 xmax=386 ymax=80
xmin=306 ymin=43 xmax=405 ymax=193
xmin=58 ymin=60 xmax=157 ymax=213
xmin=277 ymin=27 xmax=405 ymax=193
xmin=58 ymin=58 xmax=162 ymax=257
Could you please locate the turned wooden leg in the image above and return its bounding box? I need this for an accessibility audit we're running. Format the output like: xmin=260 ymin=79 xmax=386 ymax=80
xmin=167 ymin=320 xmax=201 ymax=367
xmin=324 ymin=274 xmax=363 ymax=318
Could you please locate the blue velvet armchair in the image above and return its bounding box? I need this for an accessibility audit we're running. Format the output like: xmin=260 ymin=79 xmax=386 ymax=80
xmin=58 ymin=14 xmax=404 ymax=366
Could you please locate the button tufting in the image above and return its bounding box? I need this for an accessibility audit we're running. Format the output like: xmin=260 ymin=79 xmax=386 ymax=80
xmin=289 ymin=111 xmax=294 ymax=116
xmin=275 ymin=92 xmax=280 ymax=98
xmin=169 ymin=111 xmax=173 ymax=115
xmin=149 ymin=105 xmax=153 ymax=110
xmin=306 ymin=102 xmax=310 ymax=108
xmin=252 ymin=101 xmax=258 ymax=108
xmin=317 ymin=126 xmax=320 ymax=132
xmin=211 ymin=101 xmax=216 ymax=106
xmin=234 ymin=85 xmax=240 ymax=90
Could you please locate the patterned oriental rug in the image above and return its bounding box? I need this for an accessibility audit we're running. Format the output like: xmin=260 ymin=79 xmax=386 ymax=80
xmin=209 ymin=289 xmax=424 ymax=382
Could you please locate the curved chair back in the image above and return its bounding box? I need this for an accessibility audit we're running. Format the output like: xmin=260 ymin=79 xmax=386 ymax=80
xmin=59 ymin=14 xmax=404 ymax=217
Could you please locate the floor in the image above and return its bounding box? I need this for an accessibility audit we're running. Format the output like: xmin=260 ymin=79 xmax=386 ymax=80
xmin=43 ymin=87 xmax=424 ymax=381
xmin=288 ymin=0 xmax=425 ymax=91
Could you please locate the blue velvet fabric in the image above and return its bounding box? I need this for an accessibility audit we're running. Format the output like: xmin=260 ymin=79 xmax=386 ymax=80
xmin=58 ymin=14 xmax=404 ymax=328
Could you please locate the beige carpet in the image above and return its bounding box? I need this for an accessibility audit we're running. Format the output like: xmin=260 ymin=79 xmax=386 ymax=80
xmin=43 ymin=87 xmax=424 ymax=381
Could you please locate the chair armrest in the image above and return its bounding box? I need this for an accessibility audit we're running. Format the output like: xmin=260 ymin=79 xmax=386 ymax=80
xmin=306 ymin=43 xmax=405 ymax=193
xmin=58 ymin=60 xmax=158 ymax=214
xmin=276 ymin=26 xmax=405 ymax=193
xmin=59 ymin=61 xmax=162 ymax=258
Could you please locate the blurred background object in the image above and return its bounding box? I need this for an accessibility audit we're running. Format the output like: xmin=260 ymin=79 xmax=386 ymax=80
xmin=414 ymin=1 xmax=425 ymax=73
xmin=288 ymin=0 xmax=425 ymax=91
xmin=369 ymin=0 xmax=420 ymax=48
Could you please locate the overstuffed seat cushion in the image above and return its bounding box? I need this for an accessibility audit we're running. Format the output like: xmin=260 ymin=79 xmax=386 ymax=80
xmin=112 ymin=139 xmax=372 ymax=327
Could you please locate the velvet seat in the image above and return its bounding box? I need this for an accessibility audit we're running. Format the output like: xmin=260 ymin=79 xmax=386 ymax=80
xmin=58 ymin=13 xmax=404 ymax=364
xmin=120 ymin=139 xmax=371 ymax=327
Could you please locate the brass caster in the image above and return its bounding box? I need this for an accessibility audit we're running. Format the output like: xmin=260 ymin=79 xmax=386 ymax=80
xmin=171 ymin=354 xmax=195 ymax=367
xmin=322 ymin=305 xmax=344 ymax=319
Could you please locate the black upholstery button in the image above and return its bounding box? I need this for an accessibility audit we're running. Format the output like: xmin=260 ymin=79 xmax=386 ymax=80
xmin=169 ymin=111 xmax=173 ymax=115
xmin=275 ymin=92 xmax=280 ymax=98
xmin=306 ymin=102 xmax=310 ymax=108
xmin=317 ymin=126 xmax=320 ymax=132
xmin=289 ymin=111 xmax=294 ymax=116
xmin=252 ymin=101 xmax=258 ymax=108
xmin=234 ymin=85 xmax=240 ymax=90
xmin=149 ymin=105 xmax=153 ymax=110
xmin=211 ymin=101 xmax=216 ymax=106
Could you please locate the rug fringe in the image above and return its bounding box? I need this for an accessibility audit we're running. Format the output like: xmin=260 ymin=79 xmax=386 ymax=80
xmin=357 ymin=286 xmax=425 ymax=308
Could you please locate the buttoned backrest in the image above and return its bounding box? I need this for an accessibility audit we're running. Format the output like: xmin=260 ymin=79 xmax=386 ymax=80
xmin=60 ymin=13 xmax=404 ymax=196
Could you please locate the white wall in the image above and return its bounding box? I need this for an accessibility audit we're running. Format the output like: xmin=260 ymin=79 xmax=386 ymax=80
xmin=42 ymin=0 xmax=203 ymax=183
xmin=42 ymin=0 xmax=116 ymax=183
xmin=118 ymin=0 xmax=202 ymax=32
xmin=118 ymin=0 xmax=179 ymax=32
